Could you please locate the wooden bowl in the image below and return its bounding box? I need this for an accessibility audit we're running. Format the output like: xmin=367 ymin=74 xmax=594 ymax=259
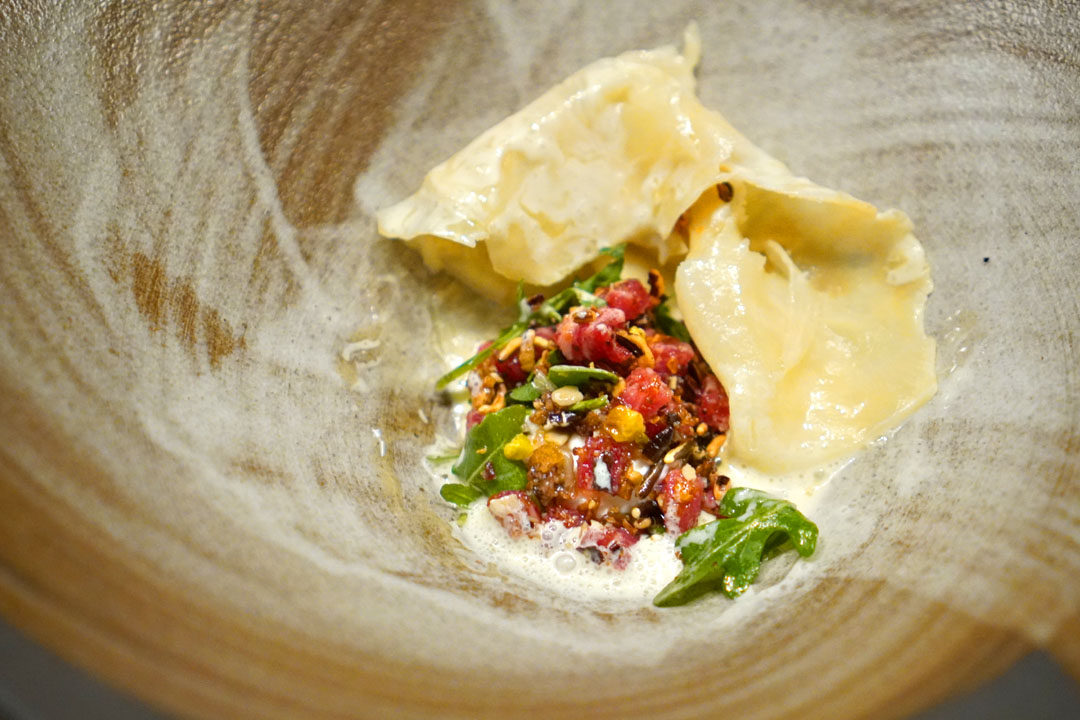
xmin=1 ymin=2 xmax=1077 ymax=718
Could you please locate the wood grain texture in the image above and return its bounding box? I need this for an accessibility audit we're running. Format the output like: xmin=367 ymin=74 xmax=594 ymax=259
xmin=0 ymin=1 xmax=1077 ymax=719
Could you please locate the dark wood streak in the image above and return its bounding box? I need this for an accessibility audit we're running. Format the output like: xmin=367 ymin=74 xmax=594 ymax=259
xmin=246 ymin=1 xmax=463 ymax=231
xmin=128 ymin=251 xmax=245 ymax=369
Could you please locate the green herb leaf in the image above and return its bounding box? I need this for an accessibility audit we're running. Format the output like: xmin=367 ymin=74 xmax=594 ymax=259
xmin=525 ymin=286 xmax=604 ymax=325
xmin=655 ymin=298 xmax=692 ymax=343
xmin=548 ymin=364 xmax=620 ymax=387
xmin=569 ymin=395 xmax=608 ymax=412
xmin=507 ymin=370 xmax=554 ymax=404
xmin=439 ymin=247 xmax=626 ymax=389
xmin=508 ymin=382 xmax=541 ymax=403
xmin=576 ymin=244 xmax=626 ymax=293
xmin=450 ymin=405 xmax=530 ymax=498
xmin=440 ymin=483 xmax=483 ymax=507
xmin=652 ymin=488 xmax=818 ymax=607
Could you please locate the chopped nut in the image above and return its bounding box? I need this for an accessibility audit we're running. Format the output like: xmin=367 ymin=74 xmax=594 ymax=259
xmin=630 ymin=507 xmax=642 ymax=519
xmin=518 ymin=330 xmax=536 ymax=372
xmin=695 ymin=422 xmax=708 ymax=436
xmin=551 ymin=386 xmax=584 ymax=407
xmin=544 ymin=430 xmax=569 ymax=446
xmin=477 ymin=385 xmax=507 ymax=414
xmin=681 ymin=464 xmax=697 ymax=480
xmin=713 ymin=479 xmax=728 ymax=504
xmin=706 ymin=434 xmax=726 ymax=458
xmin=497 ymin=336 xmax=523 ymax=361
xmin=668 ymin=376 xmax=678 ymax=389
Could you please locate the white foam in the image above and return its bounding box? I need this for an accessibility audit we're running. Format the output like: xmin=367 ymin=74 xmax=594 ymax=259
xmin=458 ymin=509 xmax=684 ymax=603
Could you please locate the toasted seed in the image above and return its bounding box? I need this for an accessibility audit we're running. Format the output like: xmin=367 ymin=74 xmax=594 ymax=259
xmin=706 ymin=434 xmax=726 ymax=457
xmin=681 ymin=464 xmax=697 ymax=480
xmin=631 ymin=507 xmax=642 ymax=519
xmin=695 ymin=422 xmax=708 ymax=436
xmin=551 ymin=386 xmax=584 ymax=407
xmin=664 ymin=443 xmax=688 ymax=464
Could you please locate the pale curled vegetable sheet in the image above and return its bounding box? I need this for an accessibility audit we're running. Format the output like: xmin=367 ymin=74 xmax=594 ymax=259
xmin=378 ymin=25 xmax=936 ymax=475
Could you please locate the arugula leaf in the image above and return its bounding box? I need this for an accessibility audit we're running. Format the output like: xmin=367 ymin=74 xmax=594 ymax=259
xmin=449 ymin=405 xmax=530 ymax=500
xmin=507 ymin=370 xmax=554 ymax=404
xmin=440 ymin=483 xmax=483 ymax=507
xmin=652 ymin=487 xmax=818 ymax=607
xmin=548 ymin=365 xmax=620 ymax=387
xmin=508 ymin=382 xmax=542 ymax=403
xmin=655 ymin=297 xmax=692 ymax=343
xmin=576 ymin=244 xmax=626 ymax=293
xmin=569 ymin=395 xmax=608 ymax=412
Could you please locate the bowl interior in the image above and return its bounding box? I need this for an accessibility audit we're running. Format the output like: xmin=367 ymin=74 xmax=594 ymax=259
xmin=1 ymin=2 xmax=1078 ymax=719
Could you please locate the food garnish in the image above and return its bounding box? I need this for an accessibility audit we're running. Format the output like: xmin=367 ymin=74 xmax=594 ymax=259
xmin=436 ymin=249 xmax=816 ymax=605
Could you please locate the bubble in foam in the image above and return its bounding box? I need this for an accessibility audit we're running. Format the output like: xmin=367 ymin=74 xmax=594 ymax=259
xmin=554 ymin=552 xmax=577 ymax=573
xmin=456 ymin=507 xmax=684 ymax=603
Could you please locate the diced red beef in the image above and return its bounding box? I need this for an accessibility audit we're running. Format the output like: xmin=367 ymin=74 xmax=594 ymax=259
xmin=494 ymin=353 xmax=527 ymax=385
xmin=534 ymin=326 xmax=556 ymax=342
xmin=599 ymin=279 xmax=655 ymax=320
xmin=621 ymin=367 xmax=673 ymax=419
xmin=697 ymin=374 xmax=730 ymax=433
xmin=577 ymin=523 xmax=639 ymax=570
xmin=573 ymin=435 xmax=631 ymax=492
xmin=545 ymin=504 xmax=585 ymax=528
xmin=555 ymin=307 xmax=634 ymax=365
xmin=660 ymin=467 xmax=704 ymax=534
xmin=651 ymin=339 xmax=696 ymax=378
